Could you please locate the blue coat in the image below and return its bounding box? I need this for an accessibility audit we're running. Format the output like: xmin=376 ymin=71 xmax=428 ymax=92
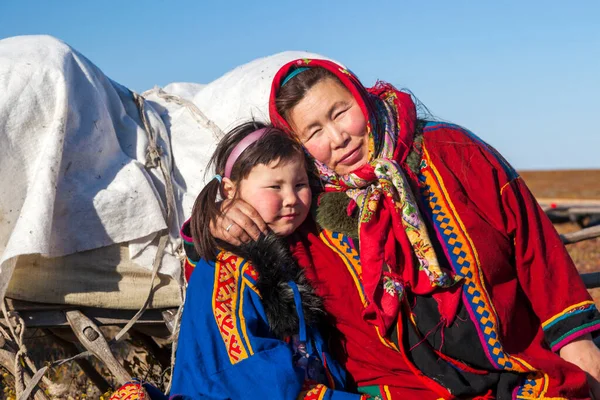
xmin=171 ymin=234 xmax=363 ymax=400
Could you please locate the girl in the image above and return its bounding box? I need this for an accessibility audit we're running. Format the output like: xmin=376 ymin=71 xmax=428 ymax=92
xmin=170 ymin=121 xmax=365 ymax=399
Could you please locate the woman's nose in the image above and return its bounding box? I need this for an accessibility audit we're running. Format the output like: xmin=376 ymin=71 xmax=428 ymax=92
xmin=327 ymin=125 xmax=350 ymax=148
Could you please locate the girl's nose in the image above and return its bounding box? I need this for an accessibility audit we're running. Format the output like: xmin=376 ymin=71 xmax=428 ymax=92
xmin=282 ymin=188 xmax=298 ymax=207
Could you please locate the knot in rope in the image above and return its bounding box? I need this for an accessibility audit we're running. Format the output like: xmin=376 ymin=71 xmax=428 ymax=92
xmin=145 ymin=144 xmax=163 ymax=169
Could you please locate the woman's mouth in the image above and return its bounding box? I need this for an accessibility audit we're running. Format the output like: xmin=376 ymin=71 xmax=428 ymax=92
xmin=279 ymin=213 xmax=298 ymax=220
xmin=338 ymin=146 xmax=363 ymax=166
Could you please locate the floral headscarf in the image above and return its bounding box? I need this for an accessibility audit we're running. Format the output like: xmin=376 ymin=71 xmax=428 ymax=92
xmin=269 ymin=59 xmax=459 ymax=333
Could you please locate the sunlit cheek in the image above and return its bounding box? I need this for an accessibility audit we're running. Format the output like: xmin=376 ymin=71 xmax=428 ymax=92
xmin=304 ymin=140 xmax=331 ymax=166
xmin=301 ymin=188 xmax=312 ymax=206
xmin=302 ymin=193 xmax=312 ymax=210
xmin=259 ymin=194 xmax=283 ymax=223
xmin=347 ymin=110 xmax=368 ymax=138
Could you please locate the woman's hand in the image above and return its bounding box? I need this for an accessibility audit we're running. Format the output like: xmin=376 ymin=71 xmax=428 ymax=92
xmin=559 ymin=334 xmax=600 ymax=398
xmin=209 ymin=199 xmax=268 ymax=246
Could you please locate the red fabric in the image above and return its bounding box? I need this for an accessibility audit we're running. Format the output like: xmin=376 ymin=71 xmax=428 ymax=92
xmin=288 ymin=127 xmax=596 ymax=398
xmin=289 ymin=220 xmax=452 ymax=399
xmin=272 ymin=59 xmax=596 ymax=398
xmin=422 ymin=127 xmax=593 ymax=398
xmin=269 ymin=59 xmax=460 ymax=335
xmin=183 ymin=258 xmax=194 ymax=282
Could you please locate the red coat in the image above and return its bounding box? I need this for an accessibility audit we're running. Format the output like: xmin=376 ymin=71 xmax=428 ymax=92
xmin=289 ymin=122 xmax=599 ymax=399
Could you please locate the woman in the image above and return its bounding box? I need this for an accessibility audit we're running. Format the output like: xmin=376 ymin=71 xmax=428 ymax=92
xmin=209 ymin=58 xmax=600 ymax=399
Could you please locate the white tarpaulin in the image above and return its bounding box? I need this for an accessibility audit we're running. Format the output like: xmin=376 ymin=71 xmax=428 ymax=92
xmin=0 ymin=34 xmax=330 ymax=303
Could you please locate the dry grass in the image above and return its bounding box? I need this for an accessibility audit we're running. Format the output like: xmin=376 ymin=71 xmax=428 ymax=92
xmin=0 ymin=328 xmax=169 ymax=400
xmin=520 ymin=169 xmax=600 ymax=200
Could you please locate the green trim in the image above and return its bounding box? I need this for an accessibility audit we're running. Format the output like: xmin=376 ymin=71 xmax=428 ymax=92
xmin=550 ymin=320 xmax=600 ymax=348
xmin=358 ymin=385 xmax=384 ymax=400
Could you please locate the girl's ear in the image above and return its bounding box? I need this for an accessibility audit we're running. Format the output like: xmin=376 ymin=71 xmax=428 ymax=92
xmin=222 ymin=177 xmax=237 ymax=200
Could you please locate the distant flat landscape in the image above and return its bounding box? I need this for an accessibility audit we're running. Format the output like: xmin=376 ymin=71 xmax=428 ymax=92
xmin=520 ymin=169 xmax=600 ymax=200
xmin=521 ymin=170 xmax=600 ymax=302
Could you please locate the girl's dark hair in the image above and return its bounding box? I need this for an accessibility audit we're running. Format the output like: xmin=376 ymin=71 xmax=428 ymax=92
xmin=190 ymin=121 xmax=307 ymax=260
xmin=275 ymin=67 xmax=341 ymax=121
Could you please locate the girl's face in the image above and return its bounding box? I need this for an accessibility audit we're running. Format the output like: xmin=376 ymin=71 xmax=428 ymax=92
xmin=286 ymin=77 xmax=369 ymax=175
xmin=226 ymin=155 xmax=311 ymax=236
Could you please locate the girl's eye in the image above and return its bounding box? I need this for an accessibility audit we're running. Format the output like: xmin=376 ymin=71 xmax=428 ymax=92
xmin=268 ymin=185 xmax=280 ymax=189
xmin=296 ymin=183 xmax=308 ymax=188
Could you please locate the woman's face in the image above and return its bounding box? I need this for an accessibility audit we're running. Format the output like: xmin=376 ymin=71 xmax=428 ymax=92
xmin=286 ymin=78 xmax=369 ymax=175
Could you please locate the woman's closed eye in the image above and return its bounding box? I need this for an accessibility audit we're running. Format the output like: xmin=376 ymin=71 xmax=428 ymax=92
xmin=333 ymin=108 xmax=348 ymax=120
xmin=304 ymin=128 xmax=322 ymax=143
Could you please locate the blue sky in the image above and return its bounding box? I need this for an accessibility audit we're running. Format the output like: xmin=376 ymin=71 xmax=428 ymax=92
xmin=1 ymin=1 xmax=598 ymax=170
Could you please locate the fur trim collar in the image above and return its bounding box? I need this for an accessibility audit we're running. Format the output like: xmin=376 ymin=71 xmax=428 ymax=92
xmin=222 ymin=234 xmax=324 ymax=340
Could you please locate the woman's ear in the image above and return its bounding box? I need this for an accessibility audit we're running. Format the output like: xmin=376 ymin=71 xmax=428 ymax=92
xmin=221 ymin=177 xmax=237 ymax=200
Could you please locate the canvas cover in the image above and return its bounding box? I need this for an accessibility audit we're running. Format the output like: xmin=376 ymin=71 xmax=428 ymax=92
xmin=0 ymin=34 xmax=330 ymax=305
xmin=7 ymin=243 xmax=183 ymax=309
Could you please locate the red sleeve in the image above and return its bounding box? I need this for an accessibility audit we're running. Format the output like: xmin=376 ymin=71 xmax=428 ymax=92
xmin=501 ymin=176 xmax=600 ymax=351
xmin=423 ymin=123 xmax=600 ymax=353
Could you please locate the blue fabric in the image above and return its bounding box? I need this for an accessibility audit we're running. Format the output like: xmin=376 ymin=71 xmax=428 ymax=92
xmin=170 ymin=255 xmax=362 ymax=400
xmin=288 ymin=280 xmax=307 ymax=343
xmin=281 ymin=67 xmax=309 ymax=86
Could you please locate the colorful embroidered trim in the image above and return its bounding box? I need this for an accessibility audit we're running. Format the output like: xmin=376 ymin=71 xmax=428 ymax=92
xmin=319 ymin=230 xmax=401 ymax=353
xmin=513 ymin=371 xmax=564 ymax=400
xmin=542 ymin=300 xmax=596 ymax=329
xmin=299 ymin=382 xmax=328 ymax=400
xmin=358 ymin=384 xmax=388 ymax=400
xmin=319 ymin=230 xmax=366 ymax=306
xmin=183 ymin=256 xmax=197 ymax=282
xmin=550 ymin=321 xmax=600 ymax=352
xmin=212 ymin=251 xmax=252 ymax=364
xmin=418 ymin=146 xmax=528 ymax=373
xmin=242 ymin=265 xmax=260 ymax=297
xmin=109 ymin=381 xmax=148 ymax=400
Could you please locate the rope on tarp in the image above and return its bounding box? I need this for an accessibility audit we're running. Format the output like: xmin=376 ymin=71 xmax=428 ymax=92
xmin=142 ymin=86 xmax=225 ymax=141
xmin=7 ymin=89 xmax=188 ymax=399
xmin=112 ymin=91 xmax=179 ymax=344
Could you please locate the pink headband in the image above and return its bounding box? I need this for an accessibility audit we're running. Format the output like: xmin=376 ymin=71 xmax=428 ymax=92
xmin=224 ymin=128 xmax=268 ymax=178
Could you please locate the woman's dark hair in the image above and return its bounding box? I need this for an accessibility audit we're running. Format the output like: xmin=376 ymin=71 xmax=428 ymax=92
xmin=190 ymin=121 xmax=307 ymax=260
xmin=275 ymin=67 xmax=342 ymax=121
xmin=276 ymin=66 xmax=438 ymax=124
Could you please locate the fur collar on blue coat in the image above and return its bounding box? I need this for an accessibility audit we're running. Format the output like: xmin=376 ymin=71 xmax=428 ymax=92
xmin=222 ymin=233 xmax=324 ymax=340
